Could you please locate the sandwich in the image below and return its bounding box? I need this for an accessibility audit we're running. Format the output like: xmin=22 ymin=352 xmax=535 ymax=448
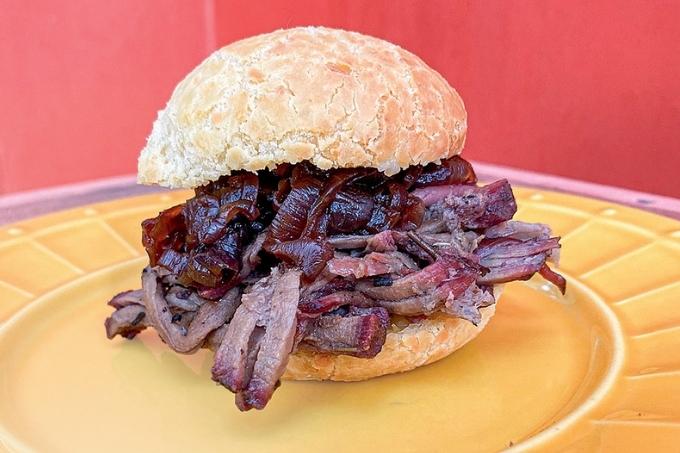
xmin=104 ymin=27 xmax=566 ymax=411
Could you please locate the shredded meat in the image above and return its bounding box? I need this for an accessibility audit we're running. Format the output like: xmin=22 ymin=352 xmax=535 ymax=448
xmin=301 ymin=307 xmax=389 ymax=358
xmin=107 ymin=289 xmax=144 ymax=309
xmin=210 ymin=274 xmax=275 ymax=396
xmin=107 ymin=291 xmax=389 ymax=359
xmin=357 ymin=252 xmax=477 ymax=301
xmin=475 ymin=237 xmax=562 ymax=288
xmin=141 ymin=267 xmax=240 ymax=353
xmin=165 ymin=286 xmax=206 ymax=311
xmin=484 ymin=220 xmax=551 ymax=241
xmin=298 ymin=291 xmax=372 ymax=316
xmin=354 ymin=251 xmax=484 ymax=321
xmin=238 ymin=231 xmax=267 ymax=279
xmin=204 ymin=324 xmax=229 ymax=352
xmin=328 ymin=234 xmax=373 ymax=250
xmin=238 ymin=269 xmax=300 ymax=410
xmin=327 ymin=251 xmax=417 ymax=279
xmin=538 ymin=263 xmax=567 ymax=294
xmin=366 ymin=230 xmax=398 ymax=252
xmin=105 ymin=156 xmax=568 ymax=411
xmin=414 ymin=179 xmax=517 ymax=229
xmin=104 ymin=304 xmax=147 ymax=339
xmin=443 ymin=284 xmax=495 ymax=325
xmin=212 ymin=268 xmax=301 ymax=410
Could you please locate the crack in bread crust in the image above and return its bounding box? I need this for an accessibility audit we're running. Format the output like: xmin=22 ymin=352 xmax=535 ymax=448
xmin=138 ymin=27 xmax=467 ymax=188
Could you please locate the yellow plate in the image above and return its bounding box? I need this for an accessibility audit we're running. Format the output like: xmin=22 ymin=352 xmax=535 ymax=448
xmin=1 ymin=188 xmax=680 ymax=452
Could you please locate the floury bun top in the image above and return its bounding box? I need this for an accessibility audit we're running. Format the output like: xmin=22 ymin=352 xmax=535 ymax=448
xmin=138 ymin=26 xmax=467 ymax=188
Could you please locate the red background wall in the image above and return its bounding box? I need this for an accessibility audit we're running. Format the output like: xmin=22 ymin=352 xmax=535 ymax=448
xmin=2 ymin=0 xmax=680 ymax=197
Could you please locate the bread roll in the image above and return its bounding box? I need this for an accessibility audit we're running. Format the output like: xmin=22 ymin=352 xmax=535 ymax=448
xmin=138 ymin=27 xmax=467 ymax=188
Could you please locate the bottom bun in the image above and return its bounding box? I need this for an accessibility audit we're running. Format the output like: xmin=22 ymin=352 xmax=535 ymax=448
xmin=283 ymin=286 xmax=501 ymax=382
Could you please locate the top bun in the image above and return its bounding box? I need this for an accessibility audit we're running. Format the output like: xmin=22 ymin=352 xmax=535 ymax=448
xmin=138 ymin=27 xmax=467 ymax=188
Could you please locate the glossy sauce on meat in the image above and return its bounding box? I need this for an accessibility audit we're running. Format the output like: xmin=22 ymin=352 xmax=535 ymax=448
xmin=107 ymin=156 xmax=566 ymax=411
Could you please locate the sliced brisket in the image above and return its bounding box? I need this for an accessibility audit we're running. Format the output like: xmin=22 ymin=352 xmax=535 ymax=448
xmin=475 ymin=237 xmax=563 ymax=291
xmin=107 ymin=289 xmax=144 ymax=309
xmin=327 ymin=251 xmax=417 ymax=279
xmin=141 ymin=267 xmax=239 ymax=353
xmin=212 ymin=268 xmax=301 ymax=411
xmin=413 ymin=179 xmax=517 ymax=229
xmin=104 ymin=304 xmax=148 ymax=339
xmin=302 ymin=306 xmax=389 ymax=358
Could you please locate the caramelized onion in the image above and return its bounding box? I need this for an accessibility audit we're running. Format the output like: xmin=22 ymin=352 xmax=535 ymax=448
xmin=303 ymin=170 xmax=357 ymax=238
xmin=399 ymin=166 xmax=423 ymax=190
xmin=366 ymin=182 xmax=416 ymax=232
xmin=302 ymin=169 xmax=373 ymax=239
xmin=328 ymin=188 xmax=374 ymax=233
xmin=141 ymin=156 xmax=495 ymax=291
xmin=267 ymin=238 xmax=333 ymax=281
xmin=399 ymin=195 xmax=425 ymax=230
xmin=184 ymin=195 xmax=225 ymax=245
xmin=142 ymin=204 xmax=186 ymax=266
xmin=157 ymin=249 xmax=188 ymax=275
xmin=268 ymin=181 xmax=321 ymax=243
xmin=414 ymin=155 xmax=477 ymax=187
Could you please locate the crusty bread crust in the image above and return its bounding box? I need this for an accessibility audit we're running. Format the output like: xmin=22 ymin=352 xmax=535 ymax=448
xmin=283 ymin=304 xmax=496 ymax=382
xmin=138 ymin=26 xmax=467 ymax=188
